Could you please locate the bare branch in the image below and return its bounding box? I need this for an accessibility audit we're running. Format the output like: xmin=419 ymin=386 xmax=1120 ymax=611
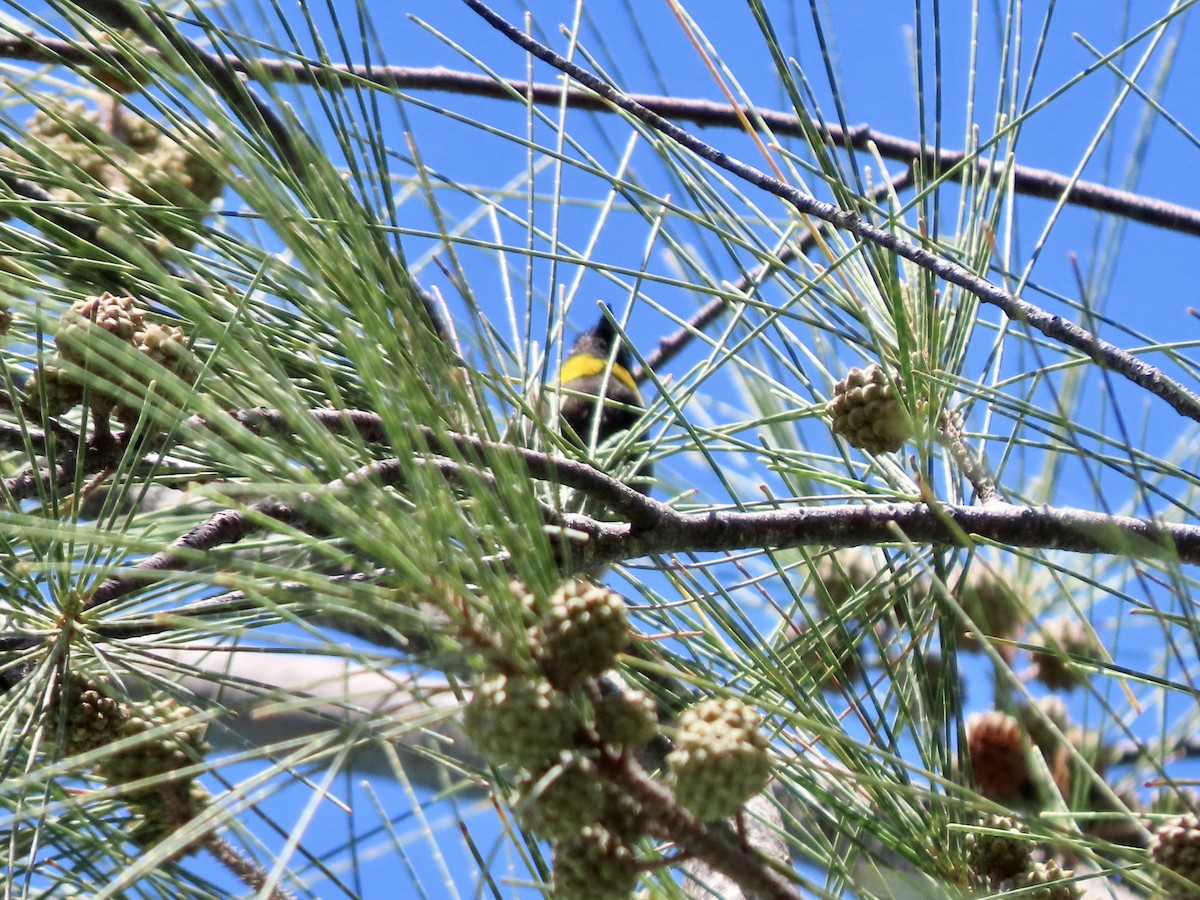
xmin=13 ymin=407 xmax=1193 ymax=633
xmin=575 ymin=499 xmax=1200 ymax=571
xmin=3 ymin=34 xmax=1196 ymax=237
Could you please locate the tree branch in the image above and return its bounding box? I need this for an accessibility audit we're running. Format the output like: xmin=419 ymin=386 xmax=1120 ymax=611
xmin=575 ymin=499 xmax=1200 ymax=571
xmin=8 ymin=406 xmax=1191 ymax=634
xmin=3 ymin=33 xmax=1196 ymax=237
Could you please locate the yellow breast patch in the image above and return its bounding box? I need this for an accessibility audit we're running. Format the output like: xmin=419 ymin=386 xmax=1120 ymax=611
xmin=556 ymin=355 xmax=639 ymax=396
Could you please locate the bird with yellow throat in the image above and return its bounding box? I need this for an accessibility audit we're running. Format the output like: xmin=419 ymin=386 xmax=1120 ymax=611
xmin=555 ymin=314 xmax=652 ymax=492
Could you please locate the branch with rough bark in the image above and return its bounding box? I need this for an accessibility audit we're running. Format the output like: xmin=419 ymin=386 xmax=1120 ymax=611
xmin=1 ymin=33 xmax=1196 ymax=237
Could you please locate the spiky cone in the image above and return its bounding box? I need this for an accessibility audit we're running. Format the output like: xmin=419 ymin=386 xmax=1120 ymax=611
xmin=98 ymin=696 xmax=209 ymax=790
xmin=592 ymin=687 xmax=658 ymax=750
xmin=667 ymin=698 xmax=772 ymax=822
xmin=827 ymin=364 xmax=911 ymax=453
xmin=529 ymin=579 xmax=629 ymax=688
xmin=516 ymin=753 xmax=607 ymax=841
xmin=955 ymin=563 xmax=1027 ymax=657
xmin=597 ymin=783 xmax=647 ymax=843
xmin=127 ymin=779 xmax=211 ymax=856
xmin=552 ymin=824 xmax=640 ymax=900
xmin=56 ymin=290 xmax=145 ymax=372
xmin=965 ymin=710 xmax=1030 ymax=801
xmin=464 ymin=674 xmax=579 ymax=769
xmin=21 ymin=101 xmax=113 ymax=187
xmin=55 ymin=673 xmax=129 ymax=757
xmin=9 ymin=100 xmax=222 ymax=251
xmin=115 ymin=322 xmax=200 ymax=428
xmin=1016 ymin=859 xmax=1082 ymax=899
xmin=967 ymin=814 xmax=1032 ymax=885
xmin=97 ymin=695 xmax=210 ymax=856
xmin=1029 ymin=616 xmax=1099 ymax=691
xmin=24 ymin=361 xmax=83 ymax=417
xmin=128 ymin=138 xmax=224 ymax=247
xmin=1150 ymin=814 xmax=1200 ymax=895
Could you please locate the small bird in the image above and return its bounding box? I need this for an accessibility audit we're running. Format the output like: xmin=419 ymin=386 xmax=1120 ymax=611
xmin=555 ymin=314 xmax=652 ymax=489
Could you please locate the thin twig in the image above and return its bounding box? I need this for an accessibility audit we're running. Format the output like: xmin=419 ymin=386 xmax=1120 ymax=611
xmin=3 ymin=34 xmax=1197 ymax=237
xmin=462 ymin=0 xmax=1200 ymax=425
xmin=937 ymin=409 xmax=1003 ymax=504
xmin=633 ymin=168 xmax=915 ymax=382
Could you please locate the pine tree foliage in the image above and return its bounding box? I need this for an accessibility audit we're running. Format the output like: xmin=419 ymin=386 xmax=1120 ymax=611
xmin=0 ymin=1 xmax=1196 ymax=897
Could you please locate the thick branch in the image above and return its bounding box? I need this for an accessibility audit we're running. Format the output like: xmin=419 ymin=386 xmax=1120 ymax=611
xmin=574 ymin=500 xmax=1200 ymax=572
xmin=463 ymin=0 xmax=1200 ymax=425
xmin=3 ymin=34 xmax=1196 ymax=237
xmin=26 ymin=408 xmax=1200 ymax=623
xmin=78 ymin=472 xmax=1200 ymax=621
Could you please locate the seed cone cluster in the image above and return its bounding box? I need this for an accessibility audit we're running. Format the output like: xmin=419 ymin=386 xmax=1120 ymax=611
xmin=464 ymin=578 xmax=649 ymax=896
xmin=44 ymin=674 xmax=210 ymax=856
xmin=56 ymin=672 xmax=130 ymax=756
xmin=25 ymin=291 xmax=198 ymax=430
xmin=966 ymin=814 xmax=1032 ymax=885
xmin=964 ymin=814 xmax=1082 ymax=896
xmin=97 ymin=695 xmax=211 ymax=852
xmin=463 ymin=578 xmax=771 ymax=898
xmin=1150 ymin=813 xmax=1200 ymax=894
xmin=592 ymin=688 xmax=658 ymax=749
xmin=666 ymin=698 xmax=772 ymax=822
xmin=530 ymin=578 xmax=631 ymax=687
xmin=10 ymin=99 xmax=222 ymax=250
xmin=1016 ymin=859 xmax=1082 ymax=899
xmin=553 ymin=825 xmax=640 ymax=900
xmin=465 ymin=673 xmax=578 ymax=769
xmin=828 ymin=364 xmax=911 ymax=453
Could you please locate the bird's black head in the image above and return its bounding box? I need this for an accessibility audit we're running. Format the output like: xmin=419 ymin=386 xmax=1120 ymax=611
xmin=570 ymin=314 xmax=632 ymax=370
